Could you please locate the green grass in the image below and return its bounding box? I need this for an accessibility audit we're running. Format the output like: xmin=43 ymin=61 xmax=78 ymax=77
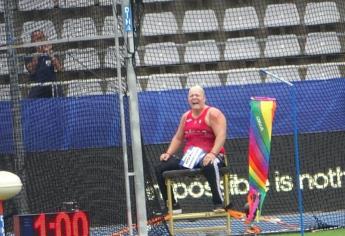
xmin=269 ymin=228 xmax=345 ymax=236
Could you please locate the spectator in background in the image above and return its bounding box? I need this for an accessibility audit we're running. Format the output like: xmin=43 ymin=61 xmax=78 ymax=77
xmin=25 ymin=30 xmax=63 ymax=98
xmin=155 ymin=85 xmax=227 ymax=215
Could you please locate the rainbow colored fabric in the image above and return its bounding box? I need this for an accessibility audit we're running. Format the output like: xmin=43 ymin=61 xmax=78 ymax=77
xmin=246 ymin=97 xmax=276 ymax=224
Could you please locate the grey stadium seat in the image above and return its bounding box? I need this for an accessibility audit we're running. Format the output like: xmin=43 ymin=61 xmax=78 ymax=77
xmin=99 ymin=0 xmax=121 ymax=6
xmin=182 ymin=9 xmax=218 ymax=33
xmin=184 ymin=40 xmax=220 ymax=63
xmin=59 ymin=0 xmax=95 ymax=8
xmin=142 ymin=12 xmax=178 ymax=36
xmin=0 ymin=54 xmax=8 ymax=75
xmin=143 ymin=0 xmax=174 ymax=2
xmin=64 ymin=48 xmax=100 ymax=71
xmin=62 ymin=17 xmax=97 ymax=39
xmin=21 ymin=20 xmax=57 ymax=43
xmin=224 ymin=37 xmax=260 ymax=61
xmin=0 ymin=23 xmax=6 ymax=45
xmin=144 ymin=42 xmax=180 ymax=66
xmin=186 ymin=72 xmax=222 ymax=88
xmin=304 ymin=1 xmax=340 ymax=26
xmin=306 ymin=64 xmax=341 ymax=80
xmin=102 ymin=16 xmax=123 ymax=36
xmin=226 ymin=68 xmax=262 ymax=85
xmin=305 ymin=32 xmax=341 ymax=55
xmin=264 ymin=66 xmax=301 ymax=83
xmin=0 ymin=84 xmax=10 ymax=100
xmin=18 ymin=0 xmax=55 ymax=11
xmin=264 ymin=34 xmax=301 ymax=58
xmin=67 ymin=80 xmax=103 ymax=97
xmin=104 ymin=47 xmax=124 ymax=68
xmin=0 ymin=0 xmax=3 ymax=12
xmin=146 ymin=74 xmax=183 ymax=91
xmin=223 ymin=7 xmax=259 ymax=31
xmin=264 ymin=3 xmax=300 ymax=27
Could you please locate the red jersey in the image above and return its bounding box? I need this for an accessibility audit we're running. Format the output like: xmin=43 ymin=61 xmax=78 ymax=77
xmin=183 ymin=106 xmax=225 ymax=154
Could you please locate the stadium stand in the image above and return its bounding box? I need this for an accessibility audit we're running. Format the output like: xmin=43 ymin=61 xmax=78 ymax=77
xmin=304 ymin=32 xmax=341 ymax=55
xmin=59 ymin=0 xmax=95 ymax=8
xmin=0 ymin=54 xmax=8 ymax=75
xmin=66 ymin=79 xmax=103 ymax=97
xmin=21 ymin=20 xmax=57 ymax=43
xmin=62 ymin=17 xmax=97 ymax=39
xmin=264 ymin=34 xmax=301 ymax=58
xmin=264 ymin=65 xmax=301 ymax=82
xmin=102 ymin=16 xmax=123 ymax=36
xmin=0 ymin=23 xmax=6 ymax=46
xmin=18 ymin=0 xmax=55 ymax=11
xmin=224 ymin=37 xmax=261 ymax=60
xmin=182 ymin=9 xmax=218 ymax=33
xmin=146 ymin=73 xmax=183 ymax=91
xmin=64 ymin=48 xmax=100 ymax=71
xmin=0 ymin=84 xmax=10 ymax=100
xmin=185 ymin=71 xmax=222 ymax=88
xmin=104 ymin=46 xmax=124 ymax=68
xmin=226 ymin=68 xmax=262 ymax=85
xmin=305 ymin=63 xmax=342 ymax=80
xmin=143 ymin=42 xmax=180 ymax=66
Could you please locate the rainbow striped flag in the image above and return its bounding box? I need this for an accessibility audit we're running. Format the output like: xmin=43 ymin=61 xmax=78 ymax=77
xmin=246 ymin=97 xmax=276 ymax=224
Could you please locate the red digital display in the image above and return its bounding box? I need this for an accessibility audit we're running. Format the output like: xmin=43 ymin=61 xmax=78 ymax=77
xmin=14 ymin=211 xmax=89 ymax=236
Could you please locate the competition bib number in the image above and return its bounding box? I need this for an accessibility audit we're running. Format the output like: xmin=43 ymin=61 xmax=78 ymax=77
xmin=180 ymin=146 xmax=206 ymax=169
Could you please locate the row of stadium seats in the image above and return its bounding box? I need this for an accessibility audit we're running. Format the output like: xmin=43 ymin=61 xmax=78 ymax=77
xmin=0 ymin=63 xmax=341 ymax=99
xmin=0 ymin=30 xmax=341 ymax=75
xmin=142 ymin=2 xmax=341 ymax=36
xmin=0 ymin=16 xmax=122 ymax=45
xmin=140 ymin=33 xmax=341 ymax=65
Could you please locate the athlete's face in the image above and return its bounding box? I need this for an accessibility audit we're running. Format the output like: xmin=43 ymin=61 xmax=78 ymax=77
xmin=188 ymin=87 xmax=206 ymax=111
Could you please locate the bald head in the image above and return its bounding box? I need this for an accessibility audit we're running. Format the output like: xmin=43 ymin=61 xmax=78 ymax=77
xmin=188 ymin=85 xmax=206 ymax=111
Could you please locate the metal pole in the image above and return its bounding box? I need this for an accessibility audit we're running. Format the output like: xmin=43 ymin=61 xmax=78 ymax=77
xmin=3 ymin=0 xmax=29 ymax=214
xmin=111 ymin=1 xmax=134 ymax=235
xmin=122 ymin=1 xmax=148 ymax=235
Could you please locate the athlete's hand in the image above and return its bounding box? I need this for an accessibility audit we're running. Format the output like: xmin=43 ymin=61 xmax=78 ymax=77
xmin=203 ymin=153 xmax=217 ymax=166
xmin=160 ymin=153 xmax=171 ymax=161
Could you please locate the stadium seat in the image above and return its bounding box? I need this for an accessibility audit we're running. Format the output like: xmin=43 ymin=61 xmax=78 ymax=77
xmin=186 ymin=72 xmax=222 ymax=88
xmin=264 ymin=3 xmax=300 ymax=27
xmin=224 ymin=37 xmax=260 ymax=61
xmin=0 ymin=23 xmax=6 ymax=45
xmin=106 ymin=78 xmax=142 ymax=93
xmin=99 ymin=0 xmax=121 ymax=6
xmin=0 ymin=84 xmax=10 ymax=100
xmin=305 ymin=32 xmax=341 ymax=55
xmin=182 ymin=9 xmax=218 ymax=33
xmin=67 ymin=80 xmax=103 ymax=97
xmin=142 ymin=12 xmax=178 ymax=36
xmin=0 ymin=54 xmax=8 ymax=75
xmin=62 ymin=17 xmax=97 ymax=39
xmin=104 ymin=46 xmax=124 ymax=68
xmin=184 ymin=40 xmax=220 ymax=63
xmin=18 ymin=0 xmax=55 ymax=11
xmin=21 ymin=20 xmax=57 ymax=43
xmin=0 ymin=0 xmax=3 ymax=12
xmin=223 ymin=7 xmax=259 ymax=31
xmin=306 ymin=64 xmax=341 ymax=80
xmin=146 ymin=74 xmax=183 ymax=91
xmin=64 ymin=48 xmax=100 ymax=71
xmin=226 ymin=68 xmax=262 ymax=85
xmin=304 ymin=2 xmax=340 ymax=26
xmin=143 ymin=0 xmax=173 ymax=2
xmin=143 ymin=42 xmax=180 ymax=66
xmin=59 ymin=0 xmax=95 ymax=8
xmin=264 ymin=34 xmax=301 ymax=58
xmin=102 ymin=16 xmax=123 ymax=36
xmin=264 ymin=66 xmax=301 ymax=83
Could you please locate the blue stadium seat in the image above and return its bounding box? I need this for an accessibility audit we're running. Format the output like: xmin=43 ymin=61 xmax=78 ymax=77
xmin=102 ymin=16 xmax=123 ymax=36
xmin=18 ymin=0 xmax=55 ymax=11
xmin=62 ymin=17 xmax=97 ymax=39
xmin=226 ymin=68 xmax=262 ymax=85
xmin=67 ymin=79 xmax=103 ymax=97
xmin=143 ymin=42 xmax=180 ymax=66
xmin=304 ymin=1 xmax=340 ymax=25
xmin=0 ymin=54 xmax=8 ymax=75
xmin=306 ymin=64 xmax=341 ymax=80
xmin=223 ymin=7 xmax=259 ymax=31
xmin=64 ymin=48 xmax=100 ymax=71
xmin=142 ymin=12 xmax=178 ymax=36
xmin=59 ymin=0 xmax=95 ymax=8
xmin=146 ymin=73 xmax=183 ymax=91
xmin=21 ymin=20 xmax=57 ymax=43
xmin=224 ymin=37 xmax=260 ymax=61
xmin=184 ymin=40 xmax=220 ymax=63
xmin=186 ymin=71 xmax=222 ymax=88
xmin=0 ymin=84 xmax=10 ymax=100
xmin=264 ymin=65 xmax=301 ymax=83
xmin=264 ymin=3 xmax=300 ymax=27
xmin=305 ymin=32 xmax=341 ymax=55
xmin=264 ymin=34 xmax=301 ymax=58
xmin=182 ymin=9 xmax=219 ymax=33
